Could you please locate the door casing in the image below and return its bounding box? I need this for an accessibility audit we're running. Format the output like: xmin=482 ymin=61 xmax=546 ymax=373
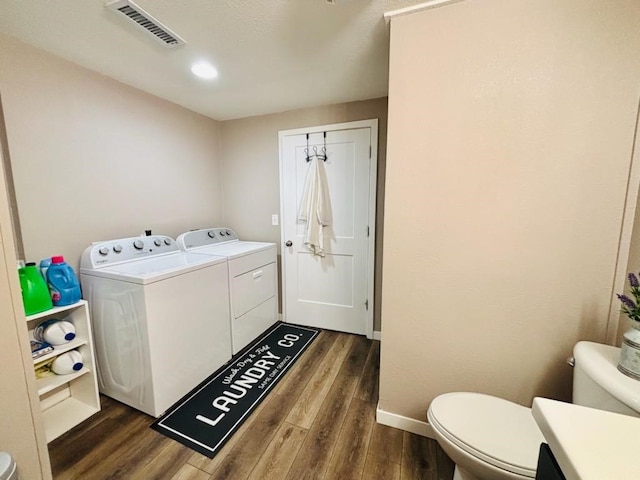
xmin=278 ymin=119 xmax=378 ymax=339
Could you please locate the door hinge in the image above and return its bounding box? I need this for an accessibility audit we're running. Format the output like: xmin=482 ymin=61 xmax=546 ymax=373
xmin=369 ymin=146 xmax=372 ymax=159
xmin=367 ymin=226 xmax=370 ymax=237
xmin=365 ymin=299 xmax=369 ymax=310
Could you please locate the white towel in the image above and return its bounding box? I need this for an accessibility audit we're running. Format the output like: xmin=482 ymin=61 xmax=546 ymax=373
xmin=298 ymin=155 xmax=332 ymax=256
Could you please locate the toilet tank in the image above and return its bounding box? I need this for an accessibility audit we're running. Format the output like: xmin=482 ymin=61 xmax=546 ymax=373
xmin=573 ymin=341 xmax=640 ymax=417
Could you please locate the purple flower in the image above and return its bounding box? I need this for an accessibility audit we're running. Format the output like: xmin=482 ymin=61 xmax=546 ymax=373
xmin=617 ymin=294 xmax=637 ymax=310
xmin=629 ymin=273 xmax=640 ymax=288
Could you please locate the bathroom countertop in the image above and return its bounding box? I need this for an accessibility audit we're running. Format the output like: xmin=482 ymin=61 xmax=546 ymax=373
xmin=532 ymin=397 xmax=640 ymax=479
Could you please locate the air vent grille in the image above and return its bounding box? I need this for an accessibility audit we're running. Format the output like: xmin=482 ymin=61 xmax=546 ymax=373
xmin=106 ymin=0 xmax=185 ymax=47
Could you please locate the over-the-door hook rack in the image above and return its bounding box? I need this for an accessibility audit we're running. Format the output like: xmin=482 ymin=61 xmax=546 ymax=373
xmin=304 ymin=133 xmax=310 ymax=161
xmin=305 ymin=132 xmax=327 ymax=162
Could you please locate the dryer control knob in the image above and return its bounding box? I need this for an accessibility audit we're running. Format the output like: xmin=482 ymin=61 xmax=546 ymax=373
xmin=113 ymin=244 xmax=123 ymax=253
xmin=154 ymin=239 xmax=162 ymax=247
xmin=164 ymin=238 xmax=171 ymax=245
xmin=133 ymin=239 xmax=144 ymax=250
xmin=98 ymin=247 xmax=109 ymax=256
xmin=225 ymin=230 xmax=232 ymax=236
xmin=208 ymin=231 xmax=216 ymax=238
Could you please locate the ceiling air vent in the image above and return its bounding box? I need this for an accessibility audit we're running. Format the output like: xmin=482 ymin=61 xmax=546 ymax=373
xmin=105 ymin=0 xmax=185 ymax=47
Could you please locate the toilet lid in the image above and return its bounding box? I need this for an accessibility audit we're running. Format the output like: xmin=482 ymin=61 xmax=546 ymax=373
xmin=428 ymin=392 xmax=545 ymax=477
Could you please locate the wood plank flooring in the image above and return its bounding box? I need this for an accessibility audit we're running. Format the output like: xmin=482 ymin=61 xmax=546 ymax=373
xmin=49 ymin=331 xmax=455 ymax=480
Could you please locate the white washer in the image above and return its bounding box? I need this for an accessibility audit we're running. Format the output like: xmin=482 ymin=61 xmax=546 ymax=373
xmin=176 ymin=228 xmax=278 ymax=355
xmin=80 ymin=235 xmax=231 ymax=417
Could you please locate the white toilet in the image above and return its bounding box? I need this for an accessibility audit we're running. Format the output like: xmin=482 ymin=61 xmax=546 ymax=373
xmin=427 ymin=341 xmax=640 ymax=480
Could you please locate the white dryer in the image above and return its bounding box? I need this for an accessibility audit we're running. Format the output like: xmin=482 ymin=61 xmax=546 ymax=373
xmin=176 ymin=228 xmax=278 ymax=354
xmin=80 ymin=235 xmax=231 ymax=417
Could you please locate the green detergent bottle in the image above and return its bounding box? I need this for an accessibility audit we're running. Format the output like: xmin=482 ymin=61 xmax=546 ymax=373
xmin=19 ymin=262 xmax=53 ymax=315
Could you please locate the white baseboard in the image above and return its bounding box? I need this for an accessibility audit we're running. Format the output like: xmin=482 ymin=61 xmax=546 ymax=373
xmin=376 ymin=403 xmax=435 ymax=439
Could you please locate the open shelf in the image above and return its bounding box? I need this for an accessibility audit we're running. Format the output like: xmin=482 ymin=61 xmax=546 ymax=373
xmin=32 ymin=337 xmax=88 ymax=365
xmin=25 ymin=300 xmax=100 ymax=442
xmin=26 ymin=300 xmax=88 ymax=322
xmin=36 ymin=367 xmax=91 ymax=397
xmin=41 ymin=396 xmax=101 ymax=443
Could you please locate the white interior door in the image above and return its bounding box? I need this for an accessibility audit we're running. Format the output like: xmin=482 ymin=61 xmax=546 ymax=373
xmin=279 ymin=121 xmax=377 ymax=336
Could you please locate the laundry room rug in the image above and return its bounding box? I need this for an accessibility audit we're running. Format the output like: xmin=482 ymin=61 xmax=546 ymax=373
xmin=151 ymin=322 xmax=319 ymax=458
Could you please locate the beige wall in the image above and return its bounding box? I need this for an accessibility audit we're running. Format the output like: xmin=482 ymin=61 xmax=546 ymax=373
xmin=0 ymin=115 xmax=50 ymax=478
xmin=0 ymin=33 xmax=223 ymax=271
xmin=219 ymin=98 xmax=388 ymax=330
xmin=380 ymin=0 xmax=640 ymax=424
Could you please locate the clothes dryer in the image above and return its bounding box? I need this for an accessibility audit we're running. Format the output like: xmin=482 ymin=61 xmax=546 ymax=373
xmin=80 ymin=235 xmax=231 ymax=417
xmin=176 ymin=228 xmax=277 ymax=354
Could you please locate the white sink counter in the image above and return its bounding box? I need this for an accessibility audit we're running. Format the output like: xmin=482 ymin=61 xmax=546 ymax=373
xmin=532 ymin=397 xmax=640 ymax=479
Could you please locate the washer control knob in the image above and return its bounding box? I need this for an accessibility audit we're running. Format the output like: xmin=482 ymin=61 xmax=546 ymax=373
xmin=113 ymin=244 xmax=123 ymax=253
xmin=133 ymin=239 xmax=144 ymax=250
xmin=154 ymin=239 xmax=162 ymax=247
xmin=98 ymin=247 xmax=109 ymax=256
xmin=226 ymin=230 xmax=232 ymax=236
xmin=208 ymin=231 xmax=216 ymax=238
xmin=164 ymin=238 xmax=171 ymax=245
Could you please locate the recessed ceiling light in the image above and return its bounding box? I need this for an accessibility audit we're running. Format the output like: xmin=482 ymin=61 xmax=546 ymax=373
xmin=191 ymin=61 xmax=218 ymax=80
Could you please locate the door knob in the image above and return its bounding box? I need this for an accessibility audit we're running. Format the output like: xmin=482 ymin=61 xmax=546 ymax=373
xmin=285 ymin=241 xmax=293 ymax=247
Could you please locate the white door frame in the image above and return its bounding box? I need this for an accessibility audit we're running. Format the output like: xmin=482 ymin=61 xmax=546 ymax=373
xmin=278 ymin=119 xmax=378 ymax=339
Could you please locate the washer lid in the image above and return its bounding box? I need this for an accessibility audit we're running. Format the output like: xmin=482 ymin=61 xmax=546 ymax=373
xmin=80 ymin=252 xmax=227 ymax=284
xmin=186 ymin=241 xmax=275 ymax=260
xmin=428 ymin=392 xmax=544 ymax=477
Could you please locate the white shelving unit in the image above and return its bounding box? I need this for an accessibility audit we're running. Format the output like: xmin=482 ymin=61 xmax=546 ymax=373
xmin=26 ymin=300 xmax=100 ymax=443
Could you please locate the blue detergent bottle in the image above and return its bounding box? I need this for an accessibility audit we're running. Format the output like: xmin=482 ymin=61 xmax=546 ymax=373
xmin=47 ymin=255 xmax=82 ymax=306
xmin=39 ymin=257 xmax=51 ymax=280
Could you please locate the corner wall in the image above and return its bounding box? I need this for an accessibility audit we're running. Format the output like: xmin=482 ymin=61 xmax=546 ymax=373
xmin=0 ymin=104 xmax=50 ymax=478
xmin=0 ymin=33 xmax=223 ymax=270
xmin=380 ymin=0 xmax=640 ymax=424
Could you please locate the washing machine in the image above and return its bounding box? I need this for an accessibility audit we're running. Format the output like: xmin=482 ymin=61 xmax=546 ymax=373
xmin=176 ymin=228 xmax=278 ymax=354
xmin=80 ymin=234 xmax=231 ymax=417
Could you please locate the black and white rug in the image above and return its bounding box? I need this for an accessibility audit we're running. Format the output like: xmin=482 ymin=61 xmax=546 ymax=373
xmin=151 ymin=322 xmax=319 ymax=458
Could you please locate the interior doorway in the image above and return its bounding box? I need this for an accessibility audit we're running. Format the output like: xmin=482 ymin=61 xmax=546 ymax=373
xmin=279 ymin=119 xmax=378 ymax=337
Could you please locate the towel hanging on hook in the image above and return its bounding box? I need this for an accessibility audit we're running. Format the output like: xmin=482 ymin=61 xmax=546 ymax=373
xmin=299 ymin=132 xmax=332 ymax=256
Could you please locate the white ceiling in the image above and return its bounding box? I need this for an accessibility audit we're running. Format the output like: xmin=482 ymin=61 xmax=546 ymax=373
xmin=0 ymin=0 xmax=427 ymax=120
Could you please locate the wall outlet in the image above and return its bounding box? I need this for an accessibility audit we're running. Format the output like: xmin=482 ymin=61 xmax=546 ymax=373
xmin=271 ymin=214 xmax=279 ymax=226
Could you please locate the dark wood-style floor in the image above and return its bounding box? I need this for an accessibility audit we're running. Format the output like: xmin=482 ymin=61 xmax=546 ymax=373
xmin=49 ymin=331 xmax=455 ymax=479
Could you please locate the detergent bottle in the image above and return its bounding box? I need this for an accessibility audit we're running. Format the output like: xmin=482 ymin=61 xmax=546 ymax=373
xmin=19 ymin=262 xmax=53 ymax=315
xmin=33 ymin=318 xmax=76 ymax=345
xmin=46 ymin=256 xmax=82 ymax=306
xmin=51 ymin=350 xmax=83 ymax=375
xmin=39 ymin=257 xmax=51 ymax=280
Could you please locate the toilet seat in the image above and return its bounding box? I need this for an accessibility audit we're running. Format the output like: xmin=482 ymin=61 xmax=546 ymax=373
xmin=428 ymin=392 xmax=545 ymax=478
